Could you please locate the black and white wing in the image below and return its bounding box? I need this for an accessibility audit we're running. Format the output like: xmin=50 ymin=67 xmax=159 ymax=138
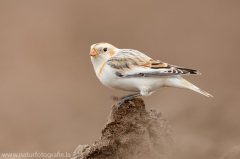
xmin=107 ymin=49 xmax=200 ymax=78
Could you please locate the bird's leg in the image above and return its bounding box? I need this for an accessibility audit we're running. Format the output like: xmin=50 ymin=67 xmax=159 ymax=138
xmin=111 ymin=93 xmax=140 ymax=101
xmin=117 ymin=93 xmax=141 ymax=108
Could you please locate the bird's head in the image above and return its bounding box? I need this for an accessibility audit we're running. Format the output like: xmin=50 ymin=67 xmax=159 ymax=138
xmin=90 ymin=43 xmax=117 ymax=58
xmin=90 ymin=43 xmax=118 ymax=73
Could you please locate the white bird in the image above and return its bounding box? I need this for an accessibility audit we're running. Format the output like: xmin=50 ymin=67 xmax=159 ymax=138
xmin=90 ymin=42 xmax=213 ymax=107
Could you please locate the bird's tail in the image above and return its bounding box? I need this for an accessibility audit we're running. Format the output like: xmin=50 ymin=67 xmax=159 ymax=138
xmin=191 ymin=86 xmax=213 ymax=97
xmin=176 ymin=76 xmax=213 ymax=98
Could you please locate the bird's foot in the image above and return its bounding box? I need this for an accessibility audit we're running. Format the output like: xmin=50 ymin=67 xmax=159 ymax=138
xmin=116 ymin=100 xmax=126 ymax=108
xmin=116 ymin=93 xmax=141 ymax=108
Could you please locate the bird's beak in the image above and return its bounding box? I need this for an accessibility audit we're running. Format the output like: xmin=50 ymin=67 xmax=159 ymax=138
xmin=90 ymin=50 xmax=98 ymax=57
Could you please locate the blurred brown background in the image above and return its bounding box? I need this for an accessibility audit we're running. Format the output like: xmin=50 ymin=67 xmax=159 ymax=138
xmin=0 ymin=0 xmax=240 ymax=159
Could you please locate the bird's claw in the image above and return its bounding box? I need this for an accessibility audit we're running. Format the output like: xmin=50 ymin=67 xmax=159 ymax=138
xmin=116 ymin=100 xmax=124 ymax=108
xmin=114 ymin=93 xmax=141 ymax=108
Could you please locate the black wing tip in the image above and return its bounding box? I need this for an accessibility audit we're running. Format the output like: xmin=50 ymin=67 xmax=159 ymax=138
xmin=189 ymin=70 xmax=201 ymax=75
xmin=178 ymin=68 xmax=201 ymax=75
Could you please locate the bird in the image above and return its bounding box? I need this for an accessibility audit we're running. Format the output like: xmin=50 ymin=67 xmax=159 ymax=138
xmin=90 ymin=42 xmax=213 ymax=107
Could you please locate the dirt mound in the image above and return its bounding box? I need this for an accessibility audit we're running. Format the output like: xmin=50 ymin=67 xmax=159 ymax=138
xmin=72 ymin=98 xmax=173 ymax=159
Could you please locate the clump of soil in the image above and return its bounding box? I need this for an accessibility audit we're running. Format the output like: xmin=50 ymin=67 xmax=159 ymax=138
xmin=72 ymin=98 xmax=173 ymax=159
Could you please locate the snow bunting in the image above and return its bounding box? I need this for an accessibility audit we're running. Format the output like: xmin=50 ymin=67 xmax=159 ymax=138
xmin=90 ymin=42 xmax=213 ymax=107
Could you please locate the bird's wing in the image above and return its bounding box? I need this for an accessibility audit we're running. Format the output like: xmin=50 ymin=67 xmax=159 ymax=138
xmin=107 ymin=49 xmax=200 ymax=77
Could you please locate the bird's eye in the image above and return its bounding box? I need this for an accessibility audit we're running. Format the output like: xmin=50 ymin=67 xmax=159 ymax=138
xmin=103 ymin=48 xmax=108 ymax=52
